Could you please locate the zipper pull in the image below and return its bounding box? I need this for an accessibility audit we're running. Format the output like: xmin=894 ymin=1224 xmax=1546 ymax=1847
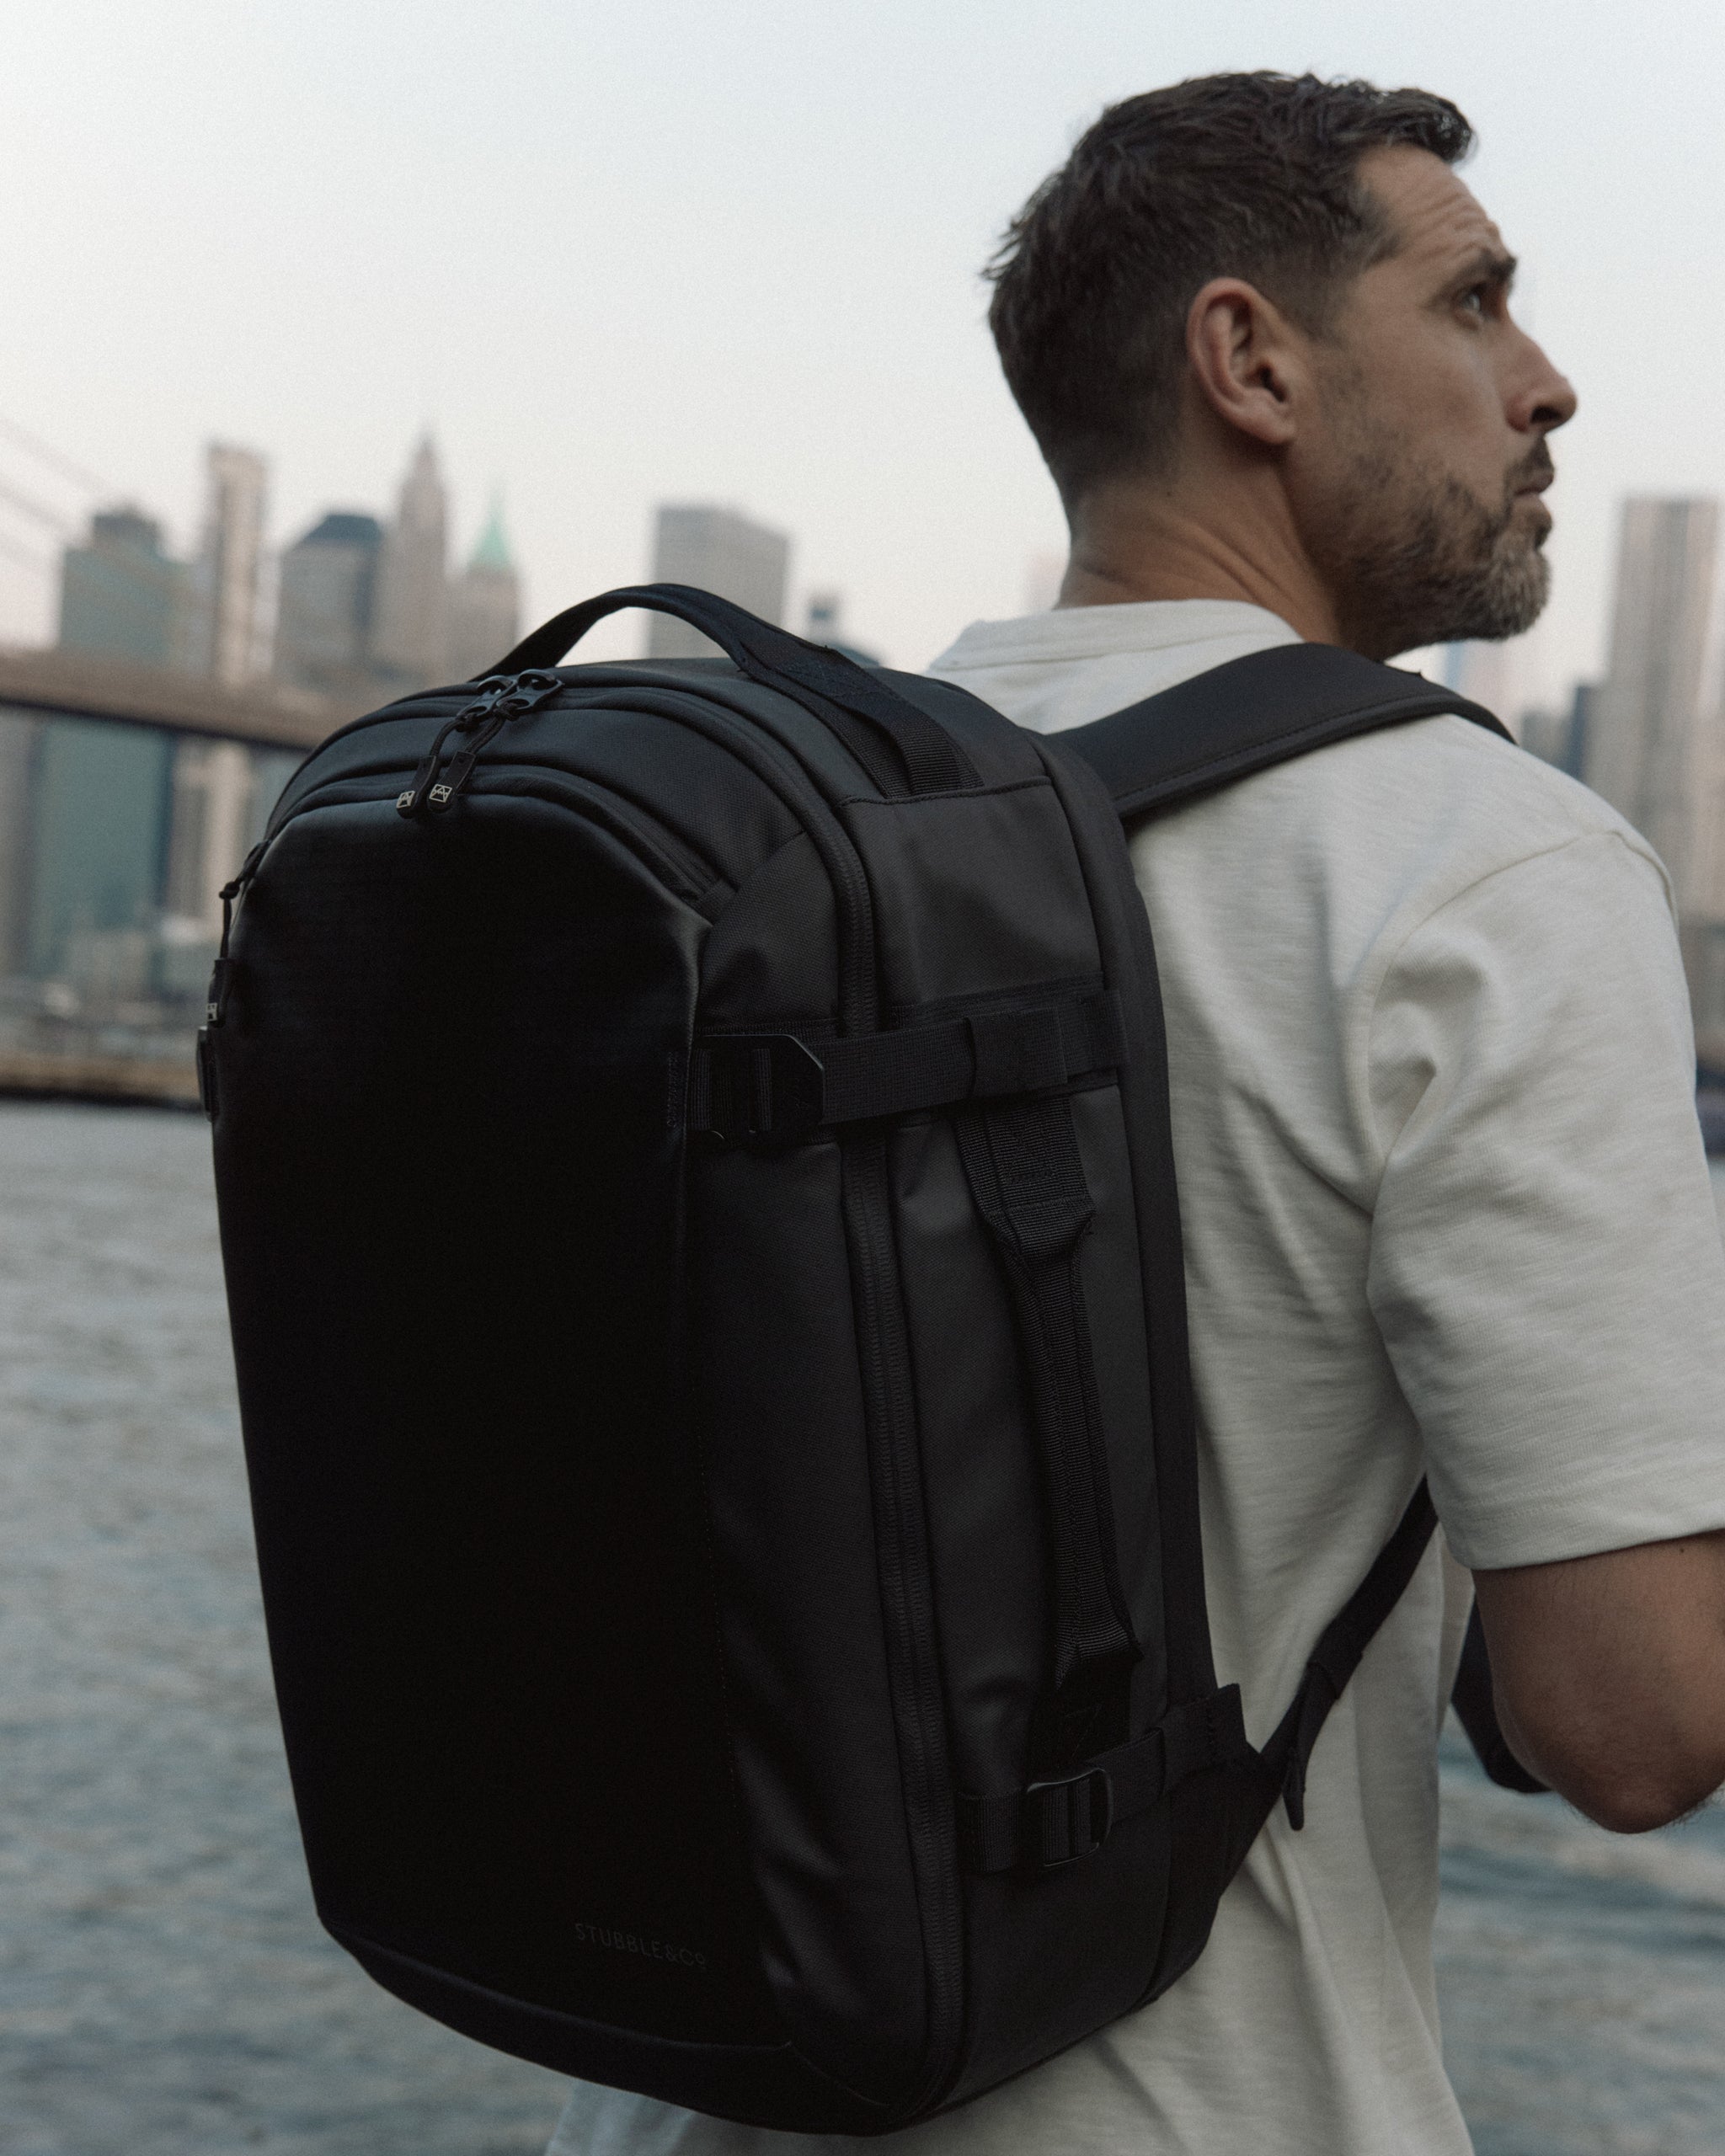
xmin=200 ymin=837 xmax=269 ymax=1114
xmin=205 ymin=841 xmax=267 ymax=1026
xmin=396 ymin=678 xmax=512 ymax=818
xmin=426 ymin=670 xmax=563 ymax=811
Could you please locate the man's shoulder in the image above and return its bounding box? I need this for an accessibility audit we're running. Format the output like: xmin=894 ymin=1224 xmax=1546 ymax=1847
xmin=1175 ymin=705 xmax=1668 ymax=915
xmin=1125 ymin=707 xmax=1678 ymax=1018
xmin=1328 ymin=711 xmax=1663 ymax=889
xmin=931 ymin=620 xmax=1668 ymax=916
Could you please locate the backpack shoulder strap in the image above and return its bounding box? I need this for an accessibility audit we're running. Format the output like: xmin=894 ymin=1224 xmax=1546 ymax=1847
xmin=1055 ymin=643 xmax=1508 ymax=1835
xmin=1060 ymin=641 xmax=1510 ymax=819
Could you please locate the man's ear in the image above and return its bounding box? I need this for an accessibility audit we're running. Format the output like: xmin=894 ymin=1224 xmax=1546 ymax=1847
xmin=1184 ymin=278 xmax=1305 ymax=451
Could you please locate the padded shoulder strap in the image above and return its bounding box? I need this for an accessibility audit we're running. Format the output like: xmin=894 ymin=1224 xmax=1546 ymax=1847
xmin=1050 ymin=644 xmax=1505 ymax=1836
xmin=1061 ymin=642 xmax=1510 ymax=818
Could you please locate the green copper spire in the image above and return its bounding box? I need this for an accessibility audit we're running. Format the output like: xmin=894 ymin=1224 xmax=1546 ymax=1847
xmin=469 ymin=495 xmax=512 ymax=573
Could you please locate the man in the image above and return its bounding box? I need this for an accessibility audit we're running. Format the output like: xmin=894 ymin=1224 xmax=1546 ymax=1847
xmin=552 ymin=72 xmax=1725 ymax=2154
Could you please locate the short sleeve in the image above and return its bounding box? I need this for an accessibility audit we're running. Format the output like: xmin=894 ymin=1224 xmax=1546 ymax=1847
xmin=1365 ymin=830 xmax=1725 ymax=1570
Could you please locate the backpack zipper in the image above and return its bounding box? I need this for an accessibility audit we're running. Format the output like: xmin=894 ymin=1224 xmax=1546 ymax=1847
xmin=845 ymin=1129 xmax=966 ymax=2117
xmin=395 ymin=670 xmax=565 ymax=817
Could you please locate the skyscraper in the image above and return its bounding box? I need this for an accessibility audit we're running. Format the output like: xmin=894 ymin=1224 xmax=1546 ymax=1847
xmin=22 ymin=716 xmax=174 ymax=984
xmin=446 ymin=501 xmax=521 ymax=683
xmin=0 ymin=712 xmax=38 ymax=978
xmin=162 ymin=739 xmax=255 ymax=941
xmin=273 ymin=511 xmax=385 ymax=695
xmin=646 ymin=505 xmax=789 ymax=659
xmin=1584 ymin=498 xmax=1724 ymax=920
xmin=57 ymin=508 xmax=183 ymax=665
xmin=371 ymin=435 xmax=449 ymax=687
xmin=804 ymin=590 xmax=879 ymax=667
xmin=179 ymin=444 xmax=269 ymax=686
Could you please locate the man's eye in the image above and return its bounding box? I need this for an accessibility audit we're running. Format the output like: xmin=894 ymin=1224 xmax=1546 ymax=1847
xmin=1459 ymin=286 xmax=1488 ymax=317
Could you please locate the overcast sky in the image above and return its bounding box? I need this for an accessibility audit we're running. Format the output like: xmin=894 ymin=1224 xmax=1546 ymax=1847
xmin=2 ymin=0 xmax=1720 ymax=700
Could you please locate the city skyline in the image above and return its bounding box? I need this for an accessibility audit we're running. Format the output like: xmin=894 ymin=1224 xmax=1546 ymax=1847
xmin=49 ymin=430 xmax=527 ymax=697
xmin=3 ymin=4 xmax=1724 ymax=691
xmin=646 ymin=504 xmax=791 ymax=660
xmin=29 ymin=408 xmax=1725 ymax=754
xmin=35 ymin=407 xmax=1725 ymax=782
xmin=0 ymin=394 xmax=1651 ymax=705
xmin=8 ymin=460 xmax=1725 ymax=1097
xmin=30 ymin=418 xmax=887 ymax=691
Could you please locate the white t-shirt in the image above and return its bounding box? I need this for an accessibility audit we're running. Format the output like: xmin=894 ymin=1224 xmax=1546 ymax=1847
xmin=550 ymin=600 xmax=1725 ymax=2156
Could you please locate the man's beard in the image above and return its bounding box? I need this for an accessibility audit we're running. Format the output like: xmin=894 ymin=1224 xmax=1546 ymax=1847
xmin=1307 ymin=428 xmax=1553 ymax=662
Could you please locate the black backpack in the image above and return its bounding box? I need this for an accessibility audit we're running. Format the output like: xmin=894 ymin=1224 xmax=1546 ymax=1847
xmin=203 ymin=584 xmax=1535 ymax=2136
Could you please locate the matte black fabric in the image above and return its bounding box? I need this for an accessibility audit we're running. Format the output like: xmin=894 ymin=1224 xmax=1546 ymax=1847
xmin=1262 ymin=1481 xmax=1441 ymax=1831
xmin=955 ymin=1094 xmax=1140 ymax=1737
xmin=686 ymin=990 xmax=1123 ymax=1139
xmin=958 ymin=1688 xmax=1250 ymax=1874
xmin=1063 ymin=641 xmax=1510 ymax=819
xmin=205 ymin=599 xmax=1529 ymax=2137
xmin=499 ymin=583 xmax=979 ymax=796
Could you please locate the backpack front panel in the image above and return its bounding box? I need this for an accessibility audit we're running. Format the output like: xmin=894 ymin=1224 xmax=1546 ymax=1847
xmin=211 ymin=782 xmax=781 ymax=2047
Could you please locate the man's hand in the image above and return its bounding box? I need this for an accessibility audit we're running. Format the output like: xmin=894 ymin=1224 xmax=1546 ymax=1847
xmin=1473 ymin=1529 xmax=1725 ymax=1832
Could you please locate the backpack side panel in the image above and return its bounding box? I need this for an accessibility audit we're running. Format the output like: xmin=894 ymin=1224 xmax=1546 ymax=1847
xmin=684 ymin=802 xmax=943 ymax=2114
xmin=837 ymin=777 xmax=1179 ymax=2105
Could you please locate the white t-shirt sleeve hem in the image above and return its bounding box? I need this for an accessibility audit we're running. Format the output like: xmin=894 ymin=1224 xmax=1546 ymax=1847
xmin=1363 ymin=830 xmax=1725 ymax=1572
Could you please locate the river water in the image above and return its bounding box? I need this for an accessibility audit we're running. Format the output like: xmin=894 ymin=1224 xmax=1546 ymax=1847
xmin=2 ymin=1098 xmax=1722 ymax=2155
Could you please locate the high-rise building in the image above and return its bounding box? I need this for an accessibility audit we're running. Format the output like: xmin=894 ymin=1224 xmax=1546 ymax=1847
xmin=1584 ymin=499 xmax=1724 ymax=919
xmin=646 ymin=505 xmax=789 ymax=659
xmin=179 ymin=444 xmax=270 ymax=686
xmin=1436 ymin=638 xmax=1521 ymax=720
xmin=57 ymin=508 xmax=183 ymax=665
xmin=22 ymin=715 xmax=175 ymax=985
xmin=162 ymin=739 xmax=256 ymax=942
xmin=0 ymin=712 xmax=38 ymax=978
xmin=446 ymin=502 xmax=521 ymax=683
xmin=273 ymin=511 xmax=385 ymax=695
xmin=804 ymin=590 xmax=880 ymax=667
xmin=1566 ymin=681 xmax=1598 ymax=782
xmin=372 ymin=435 xmax=449 ymax=686
xmin=1518 ymin=705 xmax=1574 ymax=771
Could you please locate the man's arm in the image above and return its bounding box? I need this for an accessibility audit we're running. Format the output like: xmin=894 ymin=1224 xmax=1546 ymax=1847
xmin=1363 ymin=822 xmax=1725 ymax=1833
xmin=1473 ymin=1532 xmax=1725 ymax=1831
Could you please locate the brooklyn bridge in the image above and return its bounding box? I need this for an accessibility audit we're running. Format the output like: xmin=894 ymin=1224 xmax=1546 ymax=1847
xmin=0 ymin=645 xmax=344 ymax=1108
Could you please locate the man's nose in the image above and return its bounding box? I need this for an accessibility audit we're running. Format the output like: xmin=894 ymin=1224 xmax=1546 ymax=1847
xmin=1511 ymin=330 xmax=1578 ymax=435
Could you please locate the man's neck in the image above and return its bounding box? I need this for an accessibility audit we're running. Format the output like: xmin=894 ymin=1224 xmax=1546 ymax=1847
xmin=1055 ymin=486 xmax=1344 ymax=645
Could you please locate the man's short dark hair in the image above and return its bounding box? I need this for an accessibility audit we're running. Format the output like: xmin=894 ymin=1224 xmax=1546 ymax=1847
xmin=987 ymin=72 xmax=1474 ymax=503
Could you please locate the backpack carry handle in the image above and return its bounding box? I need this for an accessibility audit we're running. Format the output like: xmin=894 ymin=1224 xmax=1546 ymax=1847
xmin=494 ymin=583 xmax=977 ymax=795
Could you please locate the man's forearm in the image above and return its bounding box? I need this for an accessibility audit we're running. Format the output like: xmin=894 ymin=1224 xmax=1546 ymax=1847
xmin=1474 ymin=1531 xmax=1725 ymax=1833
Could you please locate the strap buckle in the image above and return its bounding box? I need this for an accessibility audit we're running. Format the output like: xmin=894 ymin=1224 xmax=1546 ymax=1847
xmin=1023 ymin=1764 xmax=1114 ymax=1869
xmin=697 ymin=1034 xmax=826 ymax=1142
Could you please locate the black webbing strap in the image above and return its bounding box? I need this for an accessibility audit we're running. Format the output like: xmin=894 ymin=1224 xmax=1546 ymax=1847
xmin=496 ymin=582 xmax=978 ymax=795
xmin=688 ymin=990 xmax=1123 ymax=1141
xmin=959 ymin=1686 xmax=1250 ymax=1873
xmin=959 ymin=1485 xmax=1440 ymax=1872
xmin=1260 ymin=1478 xmax=1440 ymax=1829
xmin=956 ymin=1093 xmax=1140 ymax=1728
xmin=1062 ymin=643 xmax=1511 ymax=820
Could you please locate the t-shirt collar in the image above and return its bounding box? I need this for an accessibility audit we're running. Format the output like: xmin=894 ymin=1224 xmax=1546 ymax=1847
xmin=930 ymin=598 xmax=1297 ymax=673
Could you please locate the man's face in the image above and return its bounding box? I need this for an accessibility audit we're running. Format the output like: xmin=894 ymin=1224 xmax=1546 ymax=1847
xmin=1293 ymin=147 xmax=1577 ymax=662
